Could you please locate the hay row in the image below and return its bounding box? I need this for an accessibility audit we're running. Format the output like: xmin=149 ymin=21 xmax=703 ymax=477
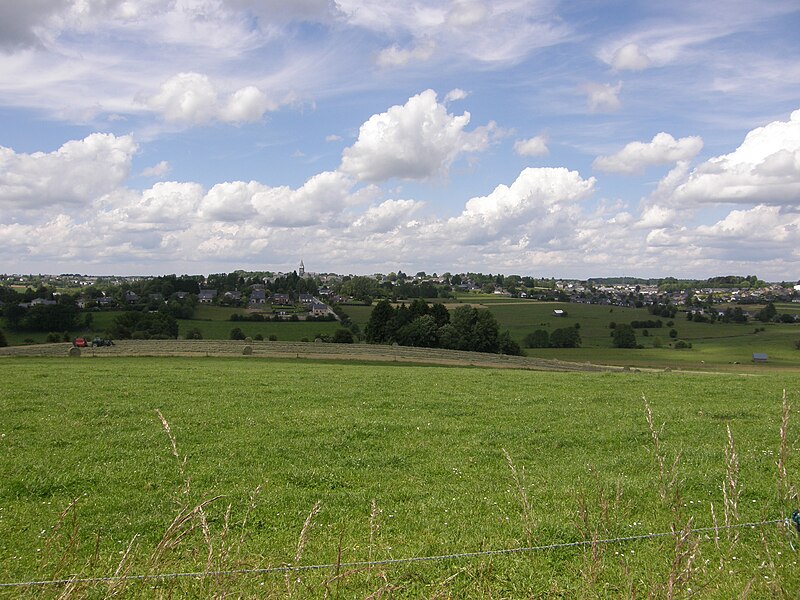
xmin=0 ymin=340 xmax=616 ymax=372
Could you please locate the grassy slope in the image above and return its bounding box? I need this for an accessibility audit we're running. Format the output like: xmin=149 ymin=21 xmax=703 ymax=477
xmin=1 ymin=357 xmax=799 ymax=597
xmin=3 ymin=298 xmax=798 ymax=370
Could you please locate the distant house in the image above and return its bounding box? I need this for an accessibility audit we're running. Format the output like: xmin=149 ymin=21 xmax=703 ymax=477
xmin=752 ymin=353 xmax=768 ymax=363
xmin=299 ymin=293 xmax=314 ymax=305
xmin=198 ymin=289 xmax=217 ymax=303
xmin=97 ymin=297 xmax=115 ymax=307
xmin=173 ymin=291 xmax=189 ymax=300
xmin=30 ymin=298 xmax=58 ymax=306
xmin=272 ymin=293 xmax=290 ymax=305
xmin=124 ymin=291 xmax=139 ymax=304
xmin=248 ymin=289 xmax=266 ymax=306
xmin=553 ymin=309 xmax=566 ymax=317
xmin=311 ymin=301 xmax=330 ymax=317
xmin=224 ymin=290 xmax=242 ymax=302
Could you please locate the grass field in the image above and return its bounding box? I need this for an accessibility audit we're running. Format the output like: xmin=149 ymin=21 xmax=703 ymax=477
xmin=3 ymin=299 xmax=799 ymax=371
xmin=2 ymin=357 xmax=800 ymax=597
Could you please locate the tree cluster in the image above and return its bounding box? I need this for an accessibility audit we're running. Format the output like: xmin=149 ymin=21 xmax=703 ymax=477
xmin=612 ymin=324 xmax=637 ymax=348
xmin=648 ymin=304 xmax=677 ymax=318
xmin=3 ymin=303 xmax=80 ymax=332
xmin=630 ymin=319 xmax=663 ymax=329
xmin=110 ymin=311 xmax=178 ymax=339
xmin=365 ymin=299 xmax=521 ymax=355
xmin=523 ymin=327 xmax=581 ymax=348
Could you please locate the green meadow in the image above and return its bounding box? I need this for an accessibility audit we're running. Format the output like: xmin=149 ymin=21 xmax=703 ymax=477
xmin=2 ymin=357 xmax=800 ymax=597
xmin=4 ymin=298 xmax=799 ymax=371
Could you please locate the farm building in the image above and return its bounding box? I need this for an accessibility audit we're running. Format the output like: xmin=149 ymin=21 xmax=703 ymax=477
xmin=752 ymin=353 xmax=768 ymax=363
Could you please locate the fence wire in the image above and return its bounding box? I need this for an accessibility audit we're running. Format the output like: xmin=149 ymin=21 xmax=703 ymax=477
xmin=0 ymin=517 xmax=791 ymax=589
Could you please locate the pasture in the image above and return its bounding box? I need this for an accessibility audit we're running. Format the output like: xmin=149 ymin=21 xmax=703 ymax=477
xmin=1 ymin=356 xmax=800 ymax=597
xmin=4 ymin=296 xmax=799 ymax=372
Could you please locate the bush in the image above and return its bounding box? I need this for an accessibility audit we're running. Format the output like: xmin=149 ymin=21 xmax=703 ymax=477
xmin=674 ymin=339 xmax=693 ymax=349
xmin=254 ymin=333 xmax=264 ymax=341
xmin=669 ymin=328 xmax=678 ymax=339
xmin=185 ymin=327 xmax=203 ymax=340
xmin=0 ymin=329 xmax=7 ymax=347
xmin=269 ymin=334 xmax=277 ymax=341
xmin=332 ymin=328 xmax=354 ymax=344
xmin=230 ymin=327 xmax=246 ymax=340
xmin=795 ymin=339 xmax=800 ymax=350
xmin=46 ymin=332 xmax=61 ymax=343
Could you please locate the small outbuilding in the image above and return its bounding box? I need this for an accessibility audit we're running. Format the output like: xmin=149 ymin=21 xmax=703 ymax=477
xmin=752 ymin=353 xmax=768 ymax=363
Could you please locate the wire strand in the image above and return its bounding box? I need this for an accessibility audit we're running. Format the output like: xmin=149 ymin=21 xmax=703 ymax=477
xmin=0 ymin=517 xmax=788 ymax=589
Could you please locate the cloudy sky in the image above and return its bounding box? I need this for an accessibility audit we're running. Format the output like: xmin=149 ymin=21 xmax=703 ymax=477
xmin=1 ymin=0 xmax=799 ymax=279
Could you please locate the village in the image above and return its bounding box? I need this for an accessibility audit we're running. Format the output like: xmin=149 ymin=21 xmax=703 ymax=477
xmin=3 ymin=267 xmax=799 ymax=317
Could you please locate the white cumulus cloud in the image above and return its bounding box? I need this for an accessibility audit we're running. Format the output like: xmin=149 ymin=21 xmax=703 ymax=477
xmin=514 ymin=135 xmax=549 ymax=157
xmin=593 ymin=132 xmax=703 ymax=174
xmin=340 ymin=89 xmax=493 ymax=182
xmin=0 ymin=133 xmax=137 ymax=211
xmin=350 ymin=199 xmax=424 ymax=233
xmin=444 ymin=88 xmax=468 ymax=103
xmin=445 ymin=167 xmax=596 ymax=244
xmin=146 ymin=72 xmax=274 ymax=125
xmin=673 ymin=108 xmax=800 ymax=204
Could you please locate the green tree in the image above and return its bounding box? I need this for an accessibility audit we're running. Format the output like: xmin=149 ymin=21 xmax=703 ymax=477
xmin=524 ymin=329 xmax=550 ymax=348
xmin=443 ymin=305 xmax=501 ymax=353
xmin=332 ymin=328 xmax=354 ymax=343
xmin=397 ymin=315 xmax=439 ymax=348
xmin=550 ymin=327 xmax=581 ymax=348
xmin=612 ymin=324 xmax=637 ymax=348
xmin=338 ymin=276 xmax=381 ymax=303
xmin=229 ymin=327 xmax=246 ymax=340
xmin=756 ymin=302 xmax=777 ymax=322
xmin=365 ymin=299 xmax=395 ymax=343
xmin=430 ymin=303 xmax=450 ymax=327
xmin=498 ymin=331 xmax=522 ymax=355
xmin=111 ymin=311 xmax=179 ymax=339
xmin=0 ymin=329 xmax=7 ymax=347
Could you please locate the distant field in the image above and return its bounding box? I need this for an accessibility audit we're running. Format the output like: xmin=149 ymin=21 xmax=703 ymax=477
xmin=1 ymin=357 xmax=799 ymax=597
xmin=3 ymin=298 xmax=799 ymax=371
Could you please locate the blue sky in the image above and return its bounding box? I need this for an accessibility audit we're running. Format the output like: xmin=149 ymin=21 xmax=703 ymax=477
xmin=1 ymin=0 xmax=799 ymax=279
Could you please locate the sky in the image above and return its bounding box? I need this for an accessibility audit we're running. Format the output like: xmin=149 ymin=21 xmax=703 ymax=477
xmin=1 ymin=1 xmax=800 ymax=280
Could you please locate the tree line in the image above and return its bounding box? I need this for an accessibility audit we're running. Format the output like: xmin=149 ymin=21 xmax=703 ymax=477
xmin=364 ymin=299 xmax=521 ymax=355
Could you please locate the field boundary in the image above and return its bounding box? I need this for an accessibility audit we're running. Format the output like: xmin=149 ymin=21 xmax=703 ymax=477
xmin=0 ymin=340 xmax=623 ymax=372
xmin=0 ymin=517 xmax=789 ymax=589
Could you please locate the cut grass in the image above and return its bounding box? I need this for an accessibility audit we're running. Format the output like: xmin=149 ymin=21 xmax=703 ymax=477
xmin=1 ymin=357 xmax=799 ymax=596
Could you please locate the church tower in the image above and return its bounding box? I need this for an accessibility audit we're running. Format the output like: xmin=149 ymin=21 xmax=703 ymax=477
xmin=299 ymin=259 xmax=305 ymax=276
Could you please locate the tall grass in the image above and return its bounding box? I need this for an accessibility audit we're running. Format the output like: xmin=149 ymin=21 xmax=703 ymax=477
xmin=1 ymin=360 xmax=798 ymax=597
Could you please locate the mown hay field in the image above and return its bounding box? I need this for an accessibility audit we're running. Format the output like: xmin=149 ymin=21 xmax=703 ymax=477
xmin=2 ymin=356 xmax=800 ymax=597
